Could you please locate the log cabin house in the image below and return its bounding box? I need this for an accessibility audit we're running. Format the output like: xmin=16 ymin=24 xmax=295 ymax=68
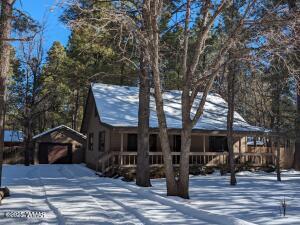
xmin=81 ymin=83 xmax=293 ymax=173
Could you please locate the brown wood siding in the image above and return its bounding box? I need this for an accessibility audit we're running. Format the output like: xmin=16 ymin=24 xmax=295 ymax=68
xmin=85 ymin=93 xmax=111 ymax=169
xmin=34 ymin=129 xmax=85 ymax=164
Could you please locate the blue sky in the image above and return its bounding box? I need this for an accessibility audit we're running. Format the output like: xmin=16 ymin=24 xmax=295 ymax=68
xmin=15 ymin=0 xmax=70 ymax=51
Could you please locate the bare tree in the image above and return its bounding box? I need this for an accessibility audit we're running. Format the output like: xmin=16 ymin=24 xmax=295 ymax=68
xmin=19 ymin=32 xmax=45 ymax=166
xmin=142 ymin=0 xmax=253 ymax=198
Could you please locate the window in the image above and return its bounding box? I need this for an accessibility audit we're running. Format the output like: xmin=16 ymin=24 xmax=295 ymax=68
xmin=98 ymin=131 xmax=105 ymax=152
xmin=149 ymin=134 xmax=157 ymax=151
xmin=88 ymin=133 xmax=94 ymax=151
xmin=209 ymin=136 xmax=228 ymax=152
xmin=173 ymin=135 xmax=181 ymax=152
xmin=127 ymin=134 xmax=137 ymax=151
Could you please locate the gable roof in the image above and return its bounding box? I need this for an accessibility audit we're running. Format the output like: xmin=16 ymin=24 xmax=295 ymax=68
xmin=33 ymin=125 xmax=86 ymax=140
xmin=90 ymin=83 xmax=267 ymax=133
xmin=4 ymin=130 xmax=24 ymax=143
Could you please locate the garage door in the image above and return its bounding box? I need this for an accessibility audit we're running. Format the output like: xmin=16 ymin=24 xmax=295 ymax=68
xmin=38 ymin=143 xmax=72 ymax=164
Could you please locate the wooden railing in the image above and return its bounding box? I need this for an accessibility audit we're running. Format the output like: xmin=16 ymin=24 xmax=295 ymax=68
xmin=118 ymin=151 xmax=276 ymax=168
xmin=96 ymin=151 xmax=119 ymax=173
xmin=96 ymin=151 xmax=277 ymax=174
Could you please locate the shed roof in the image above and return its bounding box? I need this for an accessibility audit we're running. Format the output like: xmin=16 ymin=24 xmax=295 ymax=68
xmin=91 ymin=83 xmax=267 ymax=133
xmin=33 ymin=125 xmax=86 ymax=140
xmin=4 ymin=130 xmax=24 ymax=143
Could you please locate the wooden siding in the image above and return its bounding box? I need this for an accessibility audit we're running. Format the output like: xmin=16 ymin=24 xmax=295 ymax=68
xmin=34 ymin=129 xmax=85 ymax=164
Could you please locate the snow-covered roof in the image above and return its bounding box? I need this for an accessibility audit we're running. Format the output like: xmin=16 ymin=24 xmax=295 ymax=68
xmin=4 ymin=130 xmax=24 ymax=142
xmin=33 ymin=125 xmax=86 ymax=140
xmin=91 ymin=83 xmax=267 ymax=133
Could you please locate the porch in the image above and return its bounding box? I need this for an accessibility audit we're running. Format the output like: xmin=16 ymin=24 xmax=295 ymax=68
xmin=96 ymin=132 xmax=284 ymax=173
xmin=95 ymin=128 xmax=291 ymax=172
xmin=98 ymin=150 xmax=278 ymax=172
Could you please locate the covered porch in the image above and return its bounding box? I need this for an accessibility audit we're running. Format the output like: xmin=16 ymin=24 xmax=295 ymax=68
xmin=97 ymin=130 xmax=290 ymax=173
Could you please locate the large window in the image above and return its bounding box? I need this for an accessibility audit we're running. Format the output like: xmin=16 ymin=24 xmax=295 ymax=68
xmin=98 ymin=131 xmax=105 ymax=152
xmin=88 ymin=133 xmax=94 ymax=151
xmin=209 ymin=136 xmax=228 ymax=152
xmin=127 ymin=134 xmax=137 ymax=151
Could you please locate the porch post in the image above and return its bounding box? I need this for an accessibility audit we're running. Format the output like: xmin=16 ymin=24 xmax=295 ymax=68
xmin=245 ymin=136 xmax=248 ymax=153
xmin=120 ymin=133 xmax=124 ymax=165
xmin=203 ymin=135 xmax=206 ymax=152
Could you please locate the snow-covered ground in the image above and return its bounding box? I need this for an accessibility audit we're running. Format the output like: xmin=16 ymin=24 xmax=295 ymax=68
xmin=152 ymin=170 xmax=300 ymax=225
xmin=1 ymin=165 xmax=299 ymax=225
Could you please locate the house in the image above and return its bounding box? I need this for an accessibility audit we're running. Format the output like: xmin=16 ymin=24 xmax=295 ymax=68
xmin=4 ymin=130 xmax=24 ymax=147
xmin=32 ymin=125 xmax=86 ymax=164
xmin=81 ymin=83 xmax=288 ymax=172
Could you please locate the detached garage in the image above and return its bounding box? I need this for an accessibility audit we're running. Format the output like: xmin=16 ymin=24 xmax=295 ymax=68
xmin=33 ymin=125 xmax=86 ymax=164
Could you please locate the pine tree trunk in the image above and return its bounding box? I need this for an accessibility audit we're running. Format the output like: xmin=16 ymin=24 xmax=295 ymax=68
xmin=136 ymin=52 xmax=151 ymax=187
xmin=0 ymin=0 xmax=14 ymax=187
xmin=294 ymin=85 xmax=300 ymax=170
xmin=292 ymin=0 xmax=300 ymax=170
xmin=24 ymin=117 xmax=32 ymax=166
xmin=72 ymin=89 xmax=79 ymax=131
xmin=227 ymin=60 xmax=237 ymax=186
xmin=276 ymin=139 xmax=281 ymax=181
xmin=287 ymin=0 xmax=300 ymax=171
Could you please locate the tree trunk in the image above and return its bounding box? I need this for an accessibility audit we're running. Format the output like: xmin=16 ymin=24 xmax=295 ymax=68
xmin=178 ymin=125 xmax=192 ymax=198
xmin=152 ymin=55 xmax=178 ymax=196
xmin=0 ymin=0 xmax=14 ymax=187
xmin=136 ymin=51 xmax=151 ymax=187
xmin=294 ymin=85 xmax=300 ymax=170
xmin=285 ymin=0 xmax=300 ymax=171
xmin=227 ymin=59 xmax=237 ymax=186
xmin=291 ymin=0 xmax=300 ymax=170
xmin=24 ymin=114 xmax=32 ymax=166
xmin=143 ymin=0 xmax=178 ymax=196
xmin=276 ymin=139 xmax=281 ymax=181
xmin=72 ymin=89 xmax=80 ymax=131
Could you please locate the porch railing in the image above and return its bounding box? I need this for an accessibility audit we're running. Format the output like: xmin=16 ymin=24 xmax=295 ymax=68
xmin=97 ymin=151 xmax=276 ymax=172
xmin=118 ymin=151 xmax=276 ymax=167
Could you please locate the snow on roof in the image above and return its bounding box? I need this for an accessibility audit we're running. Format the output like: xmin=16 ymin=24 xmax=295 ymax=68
xmin=33 ymin=125 xmax=86 ymax=140
xmin=92 ymin=83 xmax=267 ymax=133
xmin=4 ymin=130 xmax=24 ymax=142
